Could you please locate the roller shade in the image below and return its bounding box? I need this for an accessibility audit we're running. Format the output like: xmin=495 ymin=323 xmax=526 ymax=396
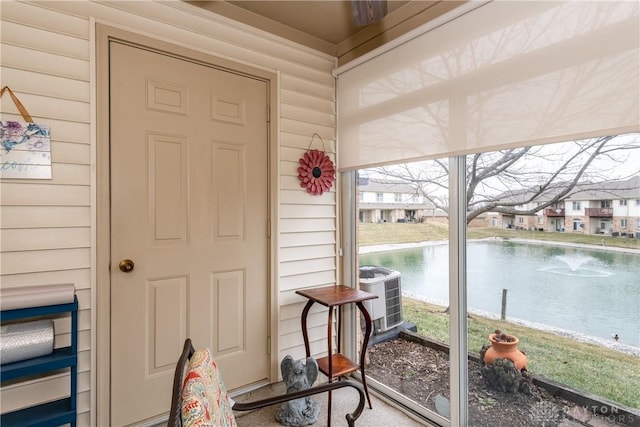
xmin=337 ymin=1 xmax=640 ymax=171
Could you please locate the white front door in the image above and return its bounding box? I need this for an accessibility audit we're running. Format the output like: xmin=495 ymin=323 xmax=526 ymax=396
xmin=109 ymin=41 xmax=270 ymax=425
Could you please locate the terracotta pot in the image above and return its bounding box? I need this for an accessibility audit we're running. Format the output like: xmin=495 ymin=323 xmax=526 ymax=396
xmin=483 ymin=333 xmax=528 ymax=370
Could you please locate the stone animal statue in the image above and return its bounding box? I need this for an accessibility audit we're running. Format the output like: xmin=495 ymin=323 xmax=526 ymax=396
xmin=275 ymin=355 xmax=320 ymax=426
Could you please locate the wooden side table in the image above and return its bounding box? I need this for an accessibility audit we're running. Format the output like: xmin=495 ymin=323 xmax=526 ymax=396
xmin=296 ymin=285 xmax=378 ymax=425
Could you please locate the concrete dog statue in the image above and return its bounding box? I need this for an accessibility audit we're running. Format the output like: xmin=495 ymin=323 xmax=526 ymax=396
xmin=275 ymin=355 xmax=320 ymax=426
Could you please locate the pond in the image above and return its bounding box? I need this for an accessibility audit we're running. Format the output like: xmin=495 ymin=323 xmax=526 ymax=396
xmin=359 ymin=240 xmax=640 ymax=348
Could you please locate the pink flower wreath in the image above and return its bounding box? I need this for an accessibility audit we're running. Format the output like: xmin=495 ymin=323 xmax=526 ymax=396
xmin=297 ymin=148 xmax=335 ymax=195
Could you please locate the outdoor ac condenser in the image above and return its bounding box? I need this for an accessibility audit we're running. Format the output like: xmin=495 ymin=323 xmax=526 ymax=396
xmin=359 ymin=266 xmax=403 ymax=333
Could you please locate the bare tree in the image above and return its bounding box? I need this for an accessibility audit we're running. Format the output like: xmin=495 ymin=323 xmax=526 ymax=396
xmin=368 ymin=134 xmax=640 ymax=224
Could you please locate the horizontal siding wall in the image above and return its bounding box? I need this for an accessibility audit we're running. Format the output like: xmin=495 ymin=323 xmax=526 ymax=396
xmin=0 ymin=0 xmax=337 ymax=424
xmin=0 ymin=0 xmax=92 ymax=423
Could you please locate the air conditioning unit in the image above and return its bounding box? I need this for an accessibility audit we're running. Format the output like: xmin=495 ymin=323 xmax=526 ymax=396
xmin=359 ymin=266 xmax=403 ymax=333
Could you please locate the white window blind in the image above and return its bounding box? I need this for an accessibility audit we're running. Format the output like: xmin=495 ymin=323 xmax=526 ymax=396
xmin=337 ymin=1 xmax=640 ymax=171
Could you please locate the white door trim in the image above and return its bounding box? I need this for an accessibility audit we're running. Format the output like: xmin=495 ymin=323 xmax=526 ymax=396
xmin=95 ymin=23 xmax=279 ymax=426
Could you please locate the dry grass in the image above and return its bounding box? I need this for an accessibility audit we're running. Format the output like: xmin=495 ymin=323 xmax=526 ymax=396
xmin=358 ymin=223 xmax=640 ymax=250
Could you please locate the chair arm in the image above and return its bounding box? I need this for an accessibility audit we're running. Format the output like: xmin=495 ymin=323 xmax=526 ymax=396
xmin=168 ymin=339 xmax=195 ymax=427
xmin=232 ymin=380 xmax=365 ymax=427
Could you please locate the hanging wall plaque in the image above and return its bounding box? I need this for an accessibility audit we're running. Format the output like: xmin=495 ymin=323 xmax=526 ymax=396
xmin=0 ymin=86 xmax=52 ymax=179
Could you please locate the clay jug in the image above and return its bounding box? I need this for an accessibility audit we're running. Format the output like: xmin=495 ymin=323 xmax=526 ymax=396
xmin=483 ymin=333 xmax=528 ymax=370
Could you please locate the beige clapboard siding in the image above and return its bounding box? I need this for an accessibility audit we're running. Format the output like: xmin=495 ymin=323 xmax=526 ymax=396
xmin=1 ymin=375 xmax=74 ymax=412
xmin=280 ymin=310 xmax=327 ymax=336
xmin=0 ymin=227 xmax=90 ymax=251
xmin=281 ymin=104 xmax=335 ymax=129
xmin=281 ymin=75 xmax=336 ymax=101
xmin=51 ymin=141 xmax=91 ymax=164
xmin=281 ymin=269 xmax=337 ymax=288
xmin=0 ymin=163 xmax=91 ymax=186
xmin=279 ymin=327 xmax=337 ymax=361
xmin=280 ymin=118 xmax=335 ymax=142
xmin=0 ymin=20 xmax=89 ymax=59
xmin=47 ymin=163 xmax=91 ymax=185
xmin=280 ymin=95 xmax=335 ymax=123
xmin=280 ymin=204 xmax=336 ymax=219
xmin=279 ymin=249 xmax=335 ymax=282
xmin=0 ymin=206 xmax=91 ymax=228
xmin=281 ymin=89 xmax=336 ymax=116
xmin=280 ymin=272 xmax=337 ymax=298
xmin=280 ymin=147 xmax=337 ymax=167
xmin=279 ymin=132 xmax=337 ymax=154
xmin=280 ymin=256 xmax=336 ymax=277
xmin=0 ymin=67 xmax=90 ymax=102
xmin=280 ymin=244 xmax=336 ymax=263
xmin=0 ymin=1 xmax=90 ymax=38
xmin=1 ymin=91 xmax=89 ymax=124
xmin=0 ymin=183 xmax=90 ymax=206
xmin=280 ymin=300 xmax=327 ymax=322
xmin=279 ymin=230 xmax=336 ymax=248
xmin=78 ymin=351 xmax=91 ymax=377
xmin=1 ymin=248 xmax=90 ymax=275
xmin=1 ymin=43 xmax=90 ymax=81
xmin=280 ymin=218 xmax=336 ymax=234
xmin=0 ymin=371 xmax=91 ymax=413
xmin=280 ymin=189 xmax=335 ymax=205
xmin=280 ymin=327 xmax=330 ymax=352
xmin=0 ymin=269 xmax=90 ymax=291
xmin=280 ymin=269 xmax=337 ymax=287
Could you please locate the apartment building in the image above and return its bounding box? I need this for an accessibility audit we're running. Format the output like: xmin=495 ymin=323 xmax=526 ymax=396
xmin=357 ymin=178 xmax=446 ymax=223
xmin=494 ymin=176 xmax=640 ymax=237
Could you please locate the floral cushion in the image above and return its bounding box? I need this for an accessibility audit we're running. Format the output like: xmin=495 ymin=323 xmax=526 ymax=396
xmin=181 ymin=348 xmax=237 ymax=427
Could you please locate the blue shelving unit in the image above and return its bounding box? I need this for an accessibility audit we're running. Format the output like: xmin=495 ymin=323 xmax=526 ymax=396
xmin=1 ymin=297 xmax=78 ymax=427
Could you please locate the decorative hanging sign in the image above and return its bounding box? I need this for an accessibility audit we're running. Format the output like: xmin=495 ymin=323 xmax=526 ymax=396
xmin=297 ymin=133 xmax=335 ymax=195
xmin=0 ymin=86 xmax=52 ymax=179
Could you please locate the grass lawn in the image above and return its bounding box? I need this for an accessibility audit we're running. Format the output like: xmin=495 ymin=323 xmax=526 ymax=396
xmin=358 ymin=223 xmax=640 ymax=408
xmin=358 ymin=222 xmax=640 ymax=250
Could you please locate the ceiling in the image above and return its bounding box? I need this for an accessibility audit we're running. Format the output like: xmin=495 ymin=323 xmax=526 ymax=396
xmin=186 ymin=1 xmax=467 ymax=65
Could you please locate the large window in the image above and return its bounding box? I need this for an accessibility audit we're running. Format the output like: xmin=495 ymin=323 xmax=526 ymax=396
xmin=356 ymin=136 xmax=639 ymax=426
xmin=339 ymin=2 xmax=639 ymax=424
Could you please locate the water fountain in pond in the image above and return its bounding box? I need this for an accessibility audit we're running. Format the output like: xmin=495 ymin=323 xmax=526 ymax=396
xmin=539 ymin=254 xmax=613 ymax=278
xmin=558 ymin=255 xmax=592 ymax=271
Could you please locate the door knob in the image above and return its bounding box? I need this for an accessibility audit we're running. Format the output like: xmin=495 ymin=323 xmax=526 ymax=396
xmin=119 ymin=259 xmax=135 ymax=272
